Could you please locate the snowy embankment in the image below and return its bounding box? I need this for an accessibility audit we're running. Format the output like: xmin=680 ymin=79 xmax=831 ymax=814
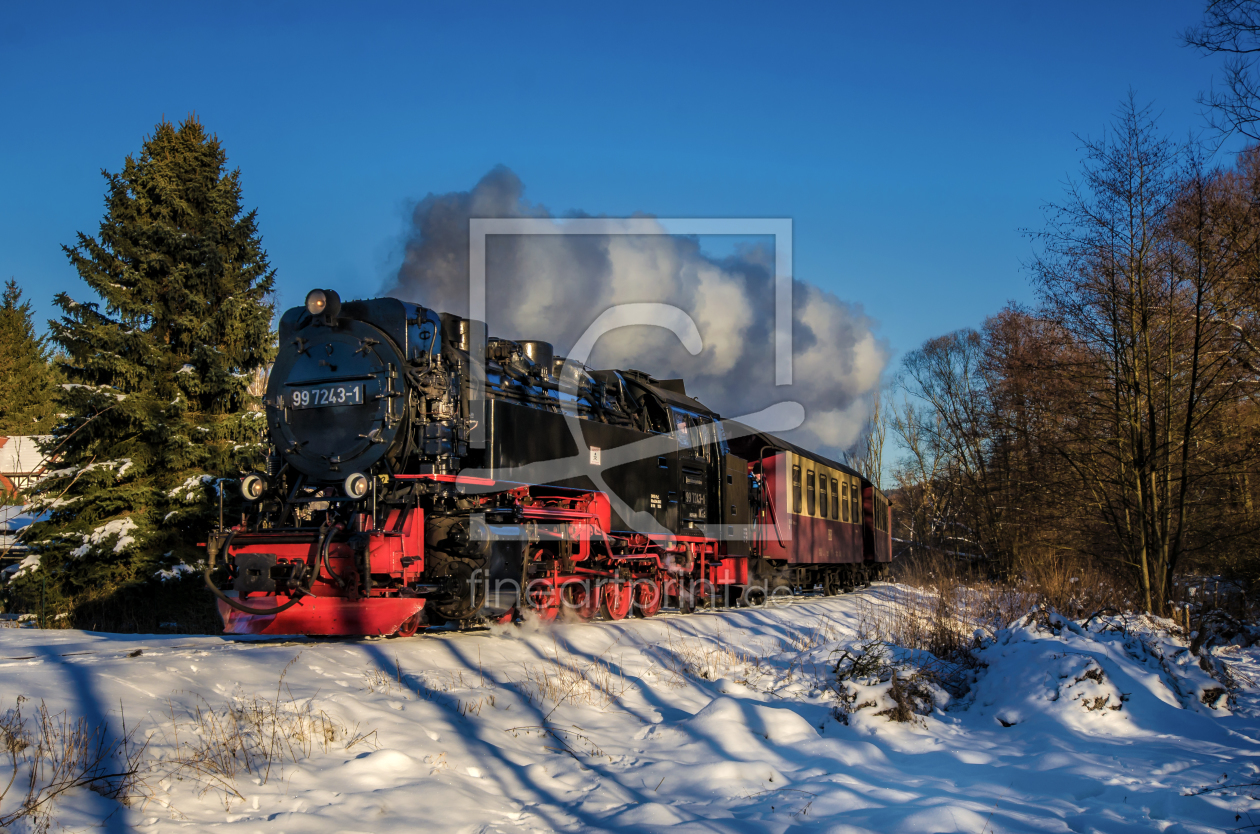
xmin=1 ymin=587 xmax=1258 ymax=833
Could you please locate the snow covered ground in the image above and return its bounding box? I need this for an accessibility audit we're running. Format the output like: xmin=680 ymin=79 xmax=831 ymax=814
xmin=1 ymin=585 xmax=1258 ymax=833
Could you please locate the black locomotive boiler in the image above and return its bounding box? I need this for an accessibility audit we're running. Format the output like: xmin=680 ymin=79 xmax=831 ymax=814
xmin=205 ymin=290 xmax=893 ymax=635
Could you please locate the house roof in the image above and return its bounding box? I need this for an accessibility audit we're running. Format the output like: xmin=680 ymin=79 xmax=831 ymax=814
xmin=0 ymin=437 xmax=50 ymax=474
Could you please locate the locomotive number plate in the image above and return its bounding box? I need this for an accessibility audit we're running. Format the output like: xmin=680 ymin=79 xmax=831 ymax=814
xmin=288 ymin=383 xmax=366 ymax=409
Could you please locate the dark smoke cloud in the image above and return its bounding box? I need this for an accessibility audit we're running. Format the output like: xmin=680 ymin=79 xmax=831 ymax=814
xmin=384 ymin=166 xmax=886 ymax=458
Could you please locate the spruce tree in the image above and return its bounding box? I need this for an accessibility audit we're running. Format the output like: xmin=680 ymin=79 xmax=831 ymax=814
xmin=0 ymin=280 xmax=59 ymax=436
xmin=11 ymin=117 xmax=275 ymax=620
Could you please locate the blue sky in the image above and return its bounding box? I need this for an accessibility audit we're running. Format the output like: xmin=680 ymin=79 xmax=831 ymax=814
xmin=0 ymin=1 xmax=1241 ymax=367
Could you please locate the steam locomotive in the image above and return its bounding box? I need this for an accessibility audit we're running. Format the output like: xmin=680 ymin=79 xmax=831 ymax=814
xmin=205 ymin=290 xmax=892 ymax=636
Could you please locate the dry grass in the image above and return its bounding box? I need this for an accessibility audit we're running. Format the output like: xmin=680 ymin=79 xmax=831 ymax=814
xmin=1 ymin=659 xmax=383 ymax=828
xmin=362 ymin=663 xmax=406 ymax=696
xmin=776 ymin=623 xmax=843 ymax=654
xmin=885 ymin=550 xmax=1252 ymax=653
xmin=857 ymin=583 xmax=1019 ymax=665
xmin=656 ymin=622 xmax=843 ymax=695
xmin=519 ymin=651 xmax=630 ymax=712
xmin=504 ymin=633 xmax=637 ymax=716
xmin=891 ymin=549 xmax=1135 ymax=621
xmin=371 ymin=654 xmax=514 ymax=724
xmin=661 ymin=626 xmax=763 ymax=686
xmin=0 ymin=696 xmax=148 ymax=833
xmin=503 ymin=725 xmax=610 ymax=764
xmin=158 ymin=657 xmax=376 ymax=809
xmin=884 ymin=548 xmax=1142 ymax=656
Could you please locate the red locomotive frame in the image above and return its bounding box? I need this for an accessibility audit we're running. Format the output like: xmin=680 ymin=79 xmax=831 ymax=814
xmin=211 ymin=474 xmax=750 ymax=636
xmin=212 ymin=448 xmax=889 ymax=637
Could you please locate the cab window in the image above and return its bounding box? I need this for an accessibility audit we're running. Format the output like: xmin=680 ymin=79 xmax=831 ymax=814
xmin=673 ymin=411 xmax=691 ymax=449
xmin=687 ymin=417 xmax=707 ymax=461
xmin=673 ymin=409 xmax=711 ymax=462
xmin=697 ymin=418 xmax=715 ymax=462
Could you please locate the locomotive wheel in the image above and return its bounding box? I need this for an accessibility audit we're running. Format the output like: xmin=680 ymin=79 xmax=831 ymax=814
xmin=632 ymin=579 xmax=662 ymax=618
xmin=601 ymin=582 xmax=633 ymax=620
xmin=395 ymin=613 xmax=422 ymax=638
xmin=741 ymin=586 xmax=766 ymax=607
xmin=562 ymin=581 xmax=599 ymax=621
xmin=429 ymin=555 xmax=487 ymax=620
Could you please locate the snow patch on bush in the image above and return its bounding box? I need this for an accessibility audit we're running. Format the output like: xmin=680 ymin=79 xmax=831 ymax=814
xmin=69 ymin=517 xmax=137 ymax=558
xmin=154 ymin=562 xmax=198 ymax=582
xmin=5 ymin=552 xmax=41 ymax=581
xmin=168 ymin=474 xmax=214 ymax=502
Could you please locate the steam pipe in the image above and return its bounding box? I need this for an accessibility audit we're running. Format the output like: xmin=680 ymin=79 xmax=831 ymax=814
xmin=320 ymin=523 xmax=346 ymax=588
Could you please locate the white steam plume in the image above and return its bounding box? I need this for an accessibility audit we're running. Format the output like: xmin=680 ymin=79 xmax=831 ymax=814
xmin=384 ymin=166 xmax=887 ymax=459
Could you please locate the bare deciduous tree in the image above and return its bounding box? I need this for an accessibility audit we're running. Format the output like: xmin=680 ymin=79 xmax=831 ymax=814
xmin=1185 ymin=1 xmax=1260 ymax=140
xmin=1028 ymin=98 xmax=1259 ymax=613
xmin=846 ymin=386 xmax=888 ymax=491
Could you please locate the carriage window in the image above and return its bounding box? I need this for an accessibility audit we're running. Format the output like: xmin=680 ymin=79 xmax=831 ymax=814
xmin=842 ymin=482 xmax=849 ymax=522
xmin=819 ymin=476 xmax=828 ymax=519
xmin=806 ymin=471 xmax=816 ymax=516
xmin=831 ymin=478 xmax=840 ymax=518
xmin=852 ymin=481 xmax=861 ymax=524
xmin=792 ymin=465 xmax=802 ymax=513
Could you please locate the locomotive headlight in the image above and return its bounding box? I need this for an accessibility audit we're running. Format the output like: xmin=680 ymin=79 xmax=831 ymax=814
xmin=344 ymin=472 xmax=370 ymax=500
xmin=305 ymin=289 xmax=327 ymax=315
xmin=305 ymin=288 xmax=342 ymax=319
xmin=240 ymin=473 xmax=269 ymax=502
